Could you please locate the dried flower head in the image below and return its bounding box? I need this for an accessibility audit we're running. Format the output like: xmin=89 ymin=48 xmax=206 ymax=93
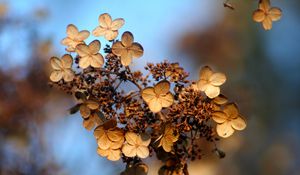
xmin=112 ymin=31 xmax=144 ymax=66
xmin=49 ymin=13 xmax=248 ymax=175
xmin=92 ymin=13 xmax=125 ymax=40
xmin=252 ymin=0 xmax=282 ymax=30
xmin=195 ymin=66 xmax=226 ymax=98
xmin=61 ymin=24 xmax=90 ymax=52
xmin=49 ymin=54 xmax=74 ymax=82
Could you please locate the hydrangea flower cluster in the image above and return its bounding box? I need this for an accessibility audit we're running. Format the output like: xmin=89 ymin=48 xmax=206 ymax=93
xmin=49 ymin=13 xmax=247 ymax=175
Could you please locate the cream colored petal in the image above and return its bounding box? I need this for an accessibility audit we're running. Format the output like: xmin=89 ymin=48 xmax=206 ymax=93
xmin=161 ymin=138 xmax=173 ymax=152
xmin=110 ymin=137 xmax=124 ymax=149
xmin=213 ymin=94 xmax=228 ymax=105
xmin=231 ymin=115 xmax=247 ymax=130
xmin=91 ymin=54 xmax=104 ymax=68
xmin=98 ymin=134 xmax=112 ymax=150
xmin=61 ymin=54 xmax=73 ymax=68
xmin=104 ymin=30 xmax=118 ymax=41
xmin=61 ymin=37 xmax=73 ymax=47
xmin=141 ymin=87 xmax=156 ymax=103
xmin=160 ymin=93 xmax=174 ymax=108
xmin=79 ymin=105 xmax=91 ymax=119
xmin=107 ymin=129 xmax=123 ymax=142
xmin=111 ymin=18 xmax=125 ymax=30
xmin=107 ymin=149 xmax=121 ymax=161
xmin=86 ymin=100 xmax=99 ymax=110
xmin=129 ymin=43 xmax=144 ymax=58
xmin=63 ymin=69 xmax=74 ymax=82
xmin=112 ymin=41 xmax=125 ymax=56
xmin=66 ymin=24 xmax=78 ymax=38
xmin=262 ymin=16 xmax=272 ymax=30
xmin=88 ymin=40 xmax=101 ymax=54
xmin=50 ymin=71 xmax=63 ymax=82
xmin=252 ymin=10 xmax=266 ymax=22
xmin=212 ymin=111 xmax=228 ymax=123
xmin=223 ymin=103 xmax=239 ymax=119
xmin=154 ymin=80 xmax=170 ymax=95
xmin=122 ymin=144 xmax=137 ymax=157
xmin=94 ymin=126 xmax=105 ymax=139
xmin=125 ymin=132 xmax=138 ymax=145
xmin=148 ymin=98 xmax=162 ymax=113
xmin=197 ymin=79 xmax=208 ymax=91
xmin=83 ymin=118 xmax=94 ymax=130
xmin=136 ymin=146 xmax=149 ymax=159
xmin=199 ymin=66 xmax=213 ymax=80
xmin=98 ymin=13 xmax=112 ymax=28
xmin=75 ymin=30 xmax=90 ymax=41
xmin=66 ymin=47 xmax=75 ymax=52
xmin=269 ymin=7 xmax=282 ymax=21
xmin=76 ymin=44 xmax=89 ymax=57
xmin=259 ymin=0 xmax=270 ymax=11
xmin=50 ymin=57 xmax=62 ymax=70
xmin=92 ymin=26 xmax=107 ymax=37
xmin=209 ymin=73 xmax=226 ymax=86
xmin=205 ymin=85 xmax=220 ymax=98
xmin=120 ymin=52 xmax=132 ymax=66
xmin=97 ymin=147 xmax=109 ymax=157
xmin=216 ymin=122 xmax=235 ymax=138
xmin=121 ymin=31 xmax=134 ymax=47
xmin=79 ymin=56 xmax=91 ymax=69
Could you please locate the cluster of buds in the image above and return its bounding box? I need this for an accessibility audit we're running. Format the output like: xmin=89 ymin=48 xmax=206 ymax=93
xmin=49 ymin=13 xmax=247 ymax=174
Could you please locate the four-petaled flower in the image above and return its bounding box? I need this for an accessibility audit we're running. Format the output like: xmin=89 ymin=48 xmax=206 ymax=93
xmin=79 ymin=100 xmax=102 ymax=130
xmin=196 ymin=66 xmax=226 ymax=99
xmin=76 ymin=40 xmax=104 ymax=69
xmin=158 ymin=125 xmax=179 ymax=152
xmin=61 ymin=24 xmax=90 ymax=52
xmin=122 ymin=132 xmax=151 ymax=159
xmin=212 ymin=103 xmax=246 ymax=138
xmin=92 ymin=13 xmax=125 ymax=41
xmin=49 ymin=54 xmax=75 ymax=82
xmin=142 ymin=80 xmax=174 ymax=113
xmin=94 ymin=125 xmax=124 ymax=161
xmin=252 ymin=0 xmax=282 ymax=30
xmin=112 ymin=31 xmax=144 ymax=66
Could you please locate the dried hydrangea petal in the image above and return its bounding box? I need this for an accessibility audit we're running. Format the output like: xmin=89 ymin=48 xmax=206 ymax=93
xmin=216 ymin=121 xmax=234 ymax=138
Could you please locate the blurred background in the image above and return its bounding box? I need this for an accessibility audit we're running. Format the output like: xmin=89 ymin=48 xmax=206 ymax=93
xmin=0 ymin=0 xmax=299 ymax=175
